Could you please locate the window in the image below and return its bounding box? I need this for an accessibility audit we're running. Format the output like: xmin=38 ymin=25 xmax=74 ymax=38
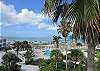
xmin=0 ymin=40 xmax=2 ymax=43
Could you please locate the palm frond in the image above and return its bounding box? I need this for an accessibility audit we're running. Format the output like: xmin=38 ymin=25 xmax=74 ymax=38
xmin=43 ymin=0 xmax=71 ymax=22
xmin=57 ymin=20 xmax=72 ymax=37
xmin=65 ymin=0 xmax=100 ymax=42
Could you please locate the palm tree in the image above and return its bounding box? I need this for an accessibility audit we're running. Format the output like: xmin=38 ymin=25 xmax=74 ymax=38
xmin=43 ymin=0 xmax=100 ymax=71
xmin=57 ymin=20 xmax=72 ymax=71
xmin=52 ymin=35 xmax=61 ymax=69
xmin=53 ymin=35 xmax=61 ymax=49
xmin=76 ymin=42 xmax=82 ymax=49
xmin=67 ymin=49 xmax=86 ymax=70
xmin=22 ymin=41 xmax=29 ymax=51
xmin=22 ymin=41 xmax=32 ymax=62
xmin=2 ymin=52 xmax=21 ymax=71
xmin=13 ymin=41 xmax=22 ymax=57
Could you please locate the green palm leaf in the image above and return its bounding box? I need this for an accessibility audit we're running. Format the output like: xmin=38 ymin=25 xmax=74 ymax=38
xmin=64 ymin=0 xmax=100 ymax=41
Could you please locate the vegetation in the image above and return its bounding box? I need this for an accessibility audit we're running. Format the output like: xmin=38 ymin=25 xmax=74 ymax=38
xmin=67 ymin=49 xmax=87 ymax=71
xmin=4 ymin=47 xmax=12 ymax=52
xmin=21 ymin=41 xmax=33 ymax=64
xmin=39 ymin=50 xmax=66 ymax=71
xmin=96 ymin=58 xmax=100 ymax=71
xmin=0 ymin=52 xmax=21 ymax=71
xmin=96 ymin=51 xmax=100 ymax=58
xmin=39 ymin=49 xmax=88 ymax=71
xmin=53 ymin=35 xmax=61 ymax=49
xmin=43 ymin=0 xmax=100 ymax=71
xmin=13 ymin=41 xmax=22 ymax=57
xmin=12 ymin=41 xmax=34 ymax=64
xmin=52 ymin=36 xmax=61 ymax=69
xmin=57 ymin=20 xmax=72 ymax=70
xmin=50 ymin=50 xmax=63 ymax=58
xmin=25 ymin=49 xmax=33 ymax=64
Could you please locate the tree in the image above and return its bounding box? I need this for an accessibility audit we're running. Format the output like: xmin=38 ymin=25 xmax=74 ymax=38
xmin=52 ymin=35 xmax=61 ymax=69
xmin=22 ymin=41 xmax=29 ymax=51
xmin=39 ymin=59 xmax=57 ymax=71
xmin=13 ymin=41 xmax=22 ymax=57
xmin=76 ymin=42 xmax=82 ymax=49
xmin=53 ymin=35 xmax=61 ymax=49
xmin=57 ymin=20 xmax=72 ymax=71
xmin=39 ymin=57 xmax=66 ymax=71
xmin=96 ymin=58 xmax=100 ymax=71
xmin=21 ymin=41 xmax=32 ymax=63
xmin=50 ymin=50 xmax=63 ymax=60
xmin=43 ymin=0 xmax=100 ymax=71
xmin=1 ymin=52 xmax=21 ymax=71
xmin=68 ymin=49 xmax=86 ymax=71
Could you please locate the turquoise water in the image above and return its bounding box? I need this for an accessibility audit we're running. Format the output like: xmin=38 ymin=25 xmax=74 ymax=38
xmin=43 ymin=49 xmax=51 ymax=56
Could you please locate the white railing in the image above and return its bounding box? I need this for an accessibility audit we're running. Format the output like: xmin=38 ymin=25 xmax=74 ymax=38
xmin=9 ymin=49 xmax=25 ymax=64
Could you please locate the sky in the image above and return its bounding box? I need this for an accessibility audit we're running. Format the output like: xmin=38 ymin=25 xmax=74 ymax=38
xmin=0 ymin=0 xmax=73 ymax=39
xmin=0 ymin=0 xmax=59 ymax=38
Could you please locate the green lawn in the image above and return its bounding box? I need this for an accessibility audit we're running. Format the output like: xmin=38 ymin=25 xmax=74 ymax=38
xmin=96 ymin=51 xmax=100 ymax=58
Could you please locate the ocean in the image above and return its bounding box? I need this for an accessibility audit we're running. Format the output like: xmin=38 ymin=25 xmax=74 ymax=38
xmin=4 ymin=37 xmax=52 ymax=43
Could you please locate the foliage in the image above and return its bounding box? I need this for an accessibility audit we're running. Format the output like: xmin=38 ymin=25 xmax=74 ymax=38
xmin=53 ymin=35 xmax=61 ymax=45
xmin=43 ymin=0 xmax=100 ymax=42
xmin=0 ymin=65 xmax=5 ymax=71
xmin=4 ymin=47 xmax=12 ymax=52
xmin=96 ymin=51 xmax=100 ymax=58
xmin=68 ymin=49 xmax=86 ymax=61
xmin=2 ymin=52 xmax=18 ymax=62
xmin=25 ymin=48 xmax=33 ymax=64
xmin=39 ymin=49 xmax=88 ymax=71
xmin=57 ymin=20 xmax=72 ymax=38
xmin=50 ymin=50 xmax=63 ymax=59
xmin=1 ymin=52 xmax=21 ymax=71
xmin=13 ymin=41 xmax=32 ymax=51
xmin=21 ymin=41 xmax=32 ymax=51
xmin=12 ymin=41 xmax=33 ymax=64
xmin=43 ymin=1 xmax=100 ymax=70
xmin=96 ymin=58 xmax=100 ymax=71
xmin=39 ymin=50 xmax=66 ymax=71
xmin=39 ymin=58 xmax=66 ymax=71
xmin=67 ymin=49 xmax=87 ymax=71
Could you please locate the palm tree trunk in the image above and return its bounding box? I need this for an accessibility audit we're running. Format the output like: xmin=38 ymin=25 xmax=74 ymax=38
xmin=56 ymin=60 xmax=57 ymax=70
xmin=74 ymin=57 xmax=78 ymax=69
xmin=17 ymin=51 xmax=18 ymax=57
xmin=64 ymin=37 xmax=67 ymax=71
xmin=57 ymin=43 xmax=59 ymax=49
xmin=56 ymin=43 xmax=59 ymax=69
xmin=87 ymin=42 xmax=95 ymax=71
xmin=16 ymin=48 xmax=19 ymax=62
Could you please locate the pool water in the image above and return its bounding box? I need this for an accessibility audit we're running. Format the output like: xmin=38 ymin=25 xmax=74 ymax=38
xmin=32 ymin=48 xmax=51 ymax=59
xmin=43 ymin=49 xmax=51 ymax=56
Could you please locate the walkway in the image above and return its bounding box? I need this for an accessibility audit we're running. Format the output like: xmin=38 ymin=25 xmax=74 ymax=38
xmin=21 ymin=65 xmax=39 ymax=71
xmin=0 ymin=51 xmax=5 ymax=65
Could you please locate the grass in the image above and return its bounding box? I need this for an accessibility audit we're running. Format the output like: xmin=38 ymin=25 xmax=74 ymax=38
xmin=96 ymin=51 xmax=100 ymax=58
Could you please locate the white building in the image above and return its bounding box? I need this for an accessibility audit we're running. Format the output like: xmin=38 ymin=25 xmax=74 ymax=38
xmin=96 ymin=44 xmax=100 ymax=50
xmin=0 ymin=38 xmax=6 ymax=50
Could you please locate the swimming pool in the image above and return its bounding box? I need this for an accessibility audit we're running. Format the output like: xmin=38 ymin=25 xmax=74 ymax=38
xmin=43 ymin=49 xmax=51 ymax=56
xmin=32 ymin=48 xmax=51 ymax=59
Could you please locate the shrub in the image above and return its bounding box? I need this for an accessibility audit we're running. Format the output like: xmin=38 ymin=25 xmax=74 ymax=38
xmin=1 ymin=52 xmax=21 ymax=71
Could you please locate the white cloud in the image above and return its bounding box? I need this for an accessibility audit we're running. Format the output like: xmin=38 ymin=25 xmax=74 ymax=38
xmin=48 ymin=25 xmax=58 ymax=30
xmin=38 ymin=23 xmax=58 ymax=30
xmin=17 ymin=9 xmax=45 ymax=25
xmin=38 ymin=23 xmax=49 ymax=29
xmin=0 ymin=1 xmax=57 ymax=30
